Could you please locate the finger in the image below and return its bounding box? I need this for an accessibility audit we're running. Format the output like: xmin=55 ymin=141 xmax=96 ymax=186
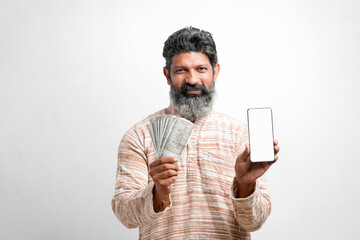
xmin=150 ymin=163 xmax=180 ymax=175
xmin=265 ymin=156 xmax=278 ymax=167
xmin=152 ymin=169 xmax=178 ymax=182
xmin=157 ymin=176 xmax=177 ymax=188
xmin=274 ymin=139 xmax=278 ymax=146
xmin=274 ymin=145 xmax=280 ymax=154
xmin=150 ymin=157 xmax=177 ymax=169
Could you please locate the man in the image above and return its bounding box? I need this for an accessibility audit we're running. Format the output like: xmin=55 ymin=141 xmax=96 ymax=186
xmin=112 ymin=26 xmax=280 ymax=239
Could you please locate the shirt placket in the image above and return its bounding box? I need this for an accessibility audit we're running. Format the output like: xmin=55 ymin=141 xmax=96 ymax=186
xmin=186 ymin=140 xmax=196 ymax=194
xmin=186 ymin=118 xmax=205 ymax=194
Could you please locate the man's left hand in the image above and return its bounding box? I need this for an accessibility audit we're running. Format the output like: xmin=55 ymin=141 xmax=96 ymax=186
xmin=234 ymin=140 xmax=280 ymax=198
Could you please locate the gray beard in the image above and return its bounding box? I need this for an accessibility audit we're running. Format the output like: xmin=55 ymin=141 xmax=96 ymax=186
xmin=169 ymin=81 xmax=216 ymax=122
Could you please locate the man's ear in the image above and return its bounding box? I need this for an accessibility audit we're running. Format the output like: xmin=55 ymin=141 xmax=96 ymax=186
xmin=213 ymin=63 xmax=220 ymax=83
xmin=163 ymin=67 xmax=170 ymax=85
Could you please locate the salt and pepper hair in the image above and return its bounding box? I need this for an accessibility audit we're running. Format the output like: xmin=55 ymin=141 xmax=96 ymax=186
xmin=164 ymin=27 xmax=218 ymax=122
xmin=169 ymin=81 xmax=215 ymax=122
xmin=162 ymin=26 xmax=218 ymax=71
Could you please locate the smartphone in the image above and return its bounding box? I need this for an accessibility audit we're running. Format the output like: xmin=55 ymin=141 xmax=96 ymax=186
xmin=247 ymin=107 xmax=275 ymax=162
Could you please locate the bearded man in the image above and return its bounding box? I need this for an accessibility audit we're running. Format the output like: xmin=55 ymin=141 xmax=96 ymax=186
xmin=112 ymin=27 xmax=280 ymax=239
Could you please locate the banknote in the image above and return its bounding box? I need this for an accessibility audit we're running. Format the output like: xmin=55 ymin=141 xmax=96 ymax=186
xmin=147 ymin=115 xmax=194 ymax=158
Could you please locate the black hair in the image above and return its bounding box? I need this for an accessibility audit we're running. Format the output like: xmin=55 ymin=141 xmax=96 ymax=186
xmin=162 ymin=26 xmax=218 ymax=71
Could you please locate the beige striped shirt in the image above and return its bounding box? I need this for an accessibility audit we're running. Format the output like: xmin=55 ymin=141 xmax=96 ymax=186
xmin=112 ymin=107 xmax=271 ymax=239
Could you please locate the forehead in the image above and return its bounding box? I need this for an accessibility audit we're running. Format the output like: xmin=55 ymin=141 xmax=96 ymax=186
xmin=171 ymin=52 xmax=210 ymax=68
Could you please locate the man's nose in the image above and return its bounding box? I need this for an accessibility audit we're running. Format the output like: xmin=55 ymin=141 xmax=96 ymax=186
xmin=185 ymin=70 xmax=200 ymax=85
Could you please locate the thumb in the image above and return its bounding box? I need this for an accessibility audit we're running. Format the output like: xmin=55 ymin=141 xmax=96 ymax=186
xmin=237 ymin=144 xmax=250 ymax=162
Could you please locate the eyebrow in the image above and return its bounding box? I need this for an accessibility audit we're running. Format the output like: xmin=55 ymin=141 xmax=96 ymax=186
xmin=173 ymin=64 xmax=209 ymax=69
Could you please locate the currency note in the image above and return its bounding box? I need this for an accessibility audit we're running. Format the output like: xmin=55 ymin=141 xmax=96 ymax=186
xmin=147 ymin=115 xmax=194 ymax=159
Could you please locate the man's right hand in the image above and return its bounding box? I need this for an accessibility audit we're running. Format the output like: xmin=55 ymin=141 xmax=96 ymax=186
xmin=149 ymin=157 xmax=180 ymax=212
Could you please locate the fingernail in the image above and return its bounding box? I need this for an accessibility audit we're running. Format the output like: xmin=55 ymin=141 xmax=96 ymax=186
xmin=173 ymin=158 xmax=178 ymax=162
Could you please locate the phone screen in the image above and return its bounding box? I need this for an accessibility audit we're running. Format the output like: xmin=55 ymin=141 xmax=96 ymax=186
xmin=247 ymin=108 xmax=275 ymax=162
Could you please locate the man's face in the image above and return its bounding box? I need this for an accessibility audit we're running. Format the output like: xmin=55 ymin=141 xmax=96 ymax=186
xmin=164 ymin=52 xmax=219 ymax=92
xmin=163 ymin=52 xmax=220 ymax=122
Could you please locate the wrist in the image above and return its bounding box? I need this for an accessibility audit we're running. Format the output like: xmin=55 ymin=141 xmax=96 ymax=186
xmin=153 ymin=186 xmax=170 ymax=213
xmin=235 ymin=178 xmax=255 ymax=198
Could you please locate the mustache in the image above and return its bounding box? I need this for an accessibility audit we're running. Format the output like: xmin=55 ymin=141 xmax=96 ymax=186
xmin=179 ymin=83 xmax=211 ymax=95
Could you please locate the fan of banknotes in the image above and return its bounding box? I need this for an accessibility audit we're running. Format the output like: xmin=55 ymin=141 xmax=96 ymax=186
xmin=147 ymin=115 xmax=194 ymax=158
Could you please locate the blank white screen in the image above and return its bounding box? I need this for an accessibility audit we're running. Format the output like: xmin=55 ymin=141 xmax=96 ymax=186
xmin=247 ymin=108 xmax=275 ymax=162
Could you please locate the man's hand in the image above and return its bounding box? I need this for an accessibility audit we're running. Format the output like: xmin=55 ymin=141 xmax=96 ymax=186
xmin=149 ymin=157 xmax=180 ymax=212
xmin=235 ymin=140 xmax=280 ymax=198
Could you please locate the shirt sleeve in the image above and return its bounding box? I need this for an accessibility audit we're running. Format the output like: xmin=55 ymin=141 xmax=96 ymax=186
xmin=111 ymin=126 xmax=171 ymax=228
xmin=230 ymin=176 xmax=272 ymax=232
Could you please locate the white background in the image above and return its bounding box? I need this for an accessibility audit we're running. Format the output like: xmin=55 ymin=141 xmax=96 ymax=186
xmin=1 ymin=0 xmax=359 ymax=239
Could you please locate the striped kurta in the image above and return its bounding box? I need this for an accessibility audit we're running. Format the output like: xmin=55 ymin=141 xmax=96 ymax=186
xmin=112 ymin=107 xmax=271 ymax=239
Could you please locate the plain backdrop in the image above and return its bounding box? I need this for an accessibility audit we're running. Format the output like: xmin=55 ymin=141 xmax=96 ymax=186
xmin=1 ymin=0 xmax=360 ymax=239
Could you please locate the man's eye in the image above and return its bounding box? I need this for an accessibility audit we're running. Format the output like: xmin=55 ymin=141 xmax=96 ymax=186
xmin=175 ymin=69 xmax=185 ymax=73
xmin=198 ymin=67 xmax=207 ymax=72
